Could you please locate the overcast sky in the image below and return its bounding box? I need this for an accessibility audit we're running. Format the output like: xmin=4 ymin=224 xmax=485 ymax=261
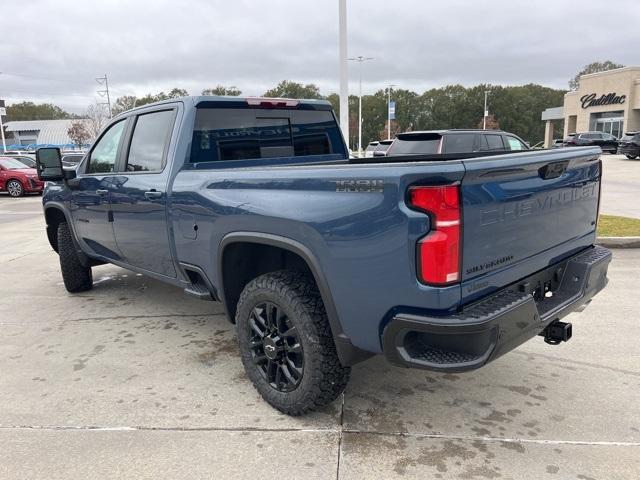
xmin=1 ymin=0 xmax=638 ymax=113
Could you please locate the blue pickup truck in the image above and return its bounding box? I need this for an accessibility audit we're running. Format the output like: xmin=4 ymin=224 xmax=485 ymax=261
xmin=35 ymin=96 xmax=611 ymax=415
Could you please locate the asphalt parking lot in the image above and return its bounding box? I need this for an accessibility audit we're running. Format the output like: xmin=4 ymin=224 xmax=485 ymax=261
xmin=1 ymin=156 xmax=639 ymax=479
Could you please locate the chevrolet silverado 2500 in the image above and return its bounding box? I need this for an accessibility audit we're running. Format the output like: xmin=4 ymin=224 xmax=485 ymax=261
xmin=36 ymin=96 xmax=611 ymax=415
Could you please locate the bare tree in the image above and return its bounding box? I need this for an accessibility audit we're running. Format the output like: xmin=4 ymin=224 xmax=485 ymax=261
xmin=85 ymin=103 xmax=109 ymax=140
xmin=67 ymin=120 xmax=90 ymax=148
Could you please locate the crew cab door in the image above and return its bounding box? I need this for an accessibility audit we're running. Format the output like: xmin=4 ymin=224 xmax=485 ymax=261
xmin=110 ymin=108 xmax=177 ymax=278
xmin=68 ymin=119 xmax=127 ymax=260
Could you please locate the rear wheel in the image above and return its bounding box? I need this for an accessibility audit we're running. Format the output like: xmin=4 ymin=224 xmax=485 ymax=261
xmin=7 ymin=180 xmax=24 ymax=197
xmin=235 ymin=270 xmax=350 ymax=415
xmin=57 ymin=222 xmax=93 ymax=292
xmin=626 ymin=155 xmax=638 ymax=160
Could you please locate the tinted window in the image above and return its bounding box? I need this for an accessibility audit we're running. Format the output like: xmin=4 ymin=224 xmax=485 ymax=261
xmin=87 ymin=120 xmax=126 ymax=174
xmin=582 ymin=133 xmax=601 ymax=140
xmin=190 ymin=108 xmax=339 ymax=162
xmin=504 ymin=136 xmax=526 ymax=150
xmin=387 ymin=134 xmax=440 ymax=155
xmin=443 ymin=133 xmax=475 ymax=154
xmin=485 ymin=134 xmax=505 ymax=150
xmin=126 ymin=110 xmax=175 ymax=172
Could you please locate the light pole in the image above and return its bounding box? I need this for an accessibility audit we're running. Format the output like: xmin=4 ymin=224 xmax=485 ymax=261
xmin=338 ymin=0 xmax=349 ymax=148
xmin=349 ymin=56 xmax=374 ymax=155
xmin=483 ymin=90 xmax=490 ymax=130
xmin=387 ymin=84 xmax=396 ymax=140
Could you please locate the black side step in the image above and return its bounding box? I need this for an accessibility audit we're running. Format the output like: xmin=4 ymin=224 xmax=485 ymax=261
xmin=184 ymin=280 xmax=214 ymax=300
xmin=181 ymin=264 xmax=216 ymax=301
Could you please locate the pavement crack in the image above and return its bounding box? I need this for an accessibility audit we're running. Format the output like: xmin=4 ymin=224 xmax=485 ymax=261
xmin=341 ymin=430 xmax=640 ymax=447
xmin=336 ymin=392 xmax=345 ymax=480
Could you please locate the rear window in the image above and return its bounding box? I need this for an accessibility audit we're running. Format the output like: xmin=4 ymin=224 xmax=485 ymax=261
xmin=442 ymin=133 xmax=475 ymax=154
xmin=387 ymin=133 xmax=441 ymax=155
xmin=190 ymin=108 xmax=342 ymax=162
xmin=485 ymin=134 xmax=505 ymax=151
xmin=374 ymin=140 xmax=393 ymax=152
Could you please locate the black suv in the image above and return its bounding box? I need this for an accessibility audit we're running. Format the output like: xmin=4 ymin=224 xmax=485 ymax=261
xmin=618 ymin=132 xmax=640 ymax=159
xmin=563 ymin=132 xmax=618 ymax=154
xmin=385 ymin=129 xmax=528 ymax=156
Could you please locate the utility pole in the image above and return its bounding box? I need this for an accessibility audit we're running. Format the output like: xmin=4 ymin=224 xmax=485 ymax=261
xmin=0 ymin=99 xmax=6 ymax=153
xmin=338 ymin=0 xmax=349 ymax=151
xmin=387 ymin=84 xmax=396 ymax=140
xmin=96 ymin=74 xmax=112 ymax=118
xmin=349 ymin=56 xmax=374 ymax=156
xmin=483 ymin=90 xmax=490 ymax=130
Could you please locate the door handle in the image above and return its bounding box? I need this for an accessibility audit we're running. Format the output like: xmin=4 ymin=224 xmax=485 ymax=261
xmin=96 ymin=189 xmax=108 ymax=196
xmin=144 ymin=190 xmax=163 ymax=200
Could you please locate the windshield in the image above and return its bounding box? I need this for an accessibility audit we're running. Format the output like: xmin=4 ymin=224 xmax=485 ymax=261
xmin=621 ymin=133 xmax=638 ymax=141
xmin=0 ymin=158 xmax=31 ymax=170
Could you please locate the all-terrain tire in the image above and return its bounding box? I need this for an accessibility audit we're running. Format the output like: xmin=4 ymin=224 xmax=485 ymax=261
xmin=57 ymin=222 xmax=93 ymax=292
xmin=235 ymin=270 xmax=351 ymax=415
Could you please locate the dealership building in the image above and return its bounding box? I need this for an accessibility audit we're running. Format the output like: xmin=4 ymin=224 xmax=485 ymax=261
xmin=542 ymin=66 xmax=640 ymax=146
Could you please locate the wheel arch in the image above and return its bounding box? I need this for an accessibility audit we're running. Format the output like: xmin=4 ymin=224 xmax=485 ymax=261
xmin=218 ymin=232 xmax=372 ymax=366
xmin=44 ymin=205 xmax=70 ymax=252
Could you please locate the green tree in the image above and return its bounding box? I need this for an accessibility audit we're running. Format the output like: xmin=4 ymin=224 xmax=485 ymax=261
xmin=569 ymin=61 xmax=624 ymax=90
xmin=201 ymin=85 xmax=241 ymax=96
xmin=6 ymin=101 xmax=71 ymax=121
xmin=263 ymin=81 xmax=323 ymax=99
xmin=111 ymin=88 xmax=189 ymax=115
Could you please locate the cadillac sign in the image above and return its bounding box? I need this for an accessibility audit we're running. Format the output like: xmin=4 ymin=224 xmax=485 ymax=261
xmin=580 ymin=92 xmax=626 ymax=109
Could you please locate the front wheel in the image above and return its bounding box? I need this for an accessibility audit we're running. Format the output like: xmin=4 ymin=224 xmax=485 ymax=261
xmin=57 ymin=222 xmax=93 ymax=292
xmin=6 ymin=180 xmax=24 ymax=197
xmin=235 ymin=270 xmax=350 ymax=415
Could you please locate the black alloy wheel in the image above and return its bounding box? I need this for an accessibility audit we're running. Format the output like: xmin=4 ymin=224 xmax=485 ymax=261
xmin=247 ymin=301 xmax=304 ymax=392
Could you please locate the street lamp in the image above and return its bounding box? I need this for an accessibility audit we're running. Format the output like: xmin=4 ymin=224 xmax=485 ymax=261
xmin=349 ymin=56 xmax=374 ymax=155
xmin=483 ymin=90 xmax=490 ymax=130
xmin=386 ymin=84 xmax=396 ymax=140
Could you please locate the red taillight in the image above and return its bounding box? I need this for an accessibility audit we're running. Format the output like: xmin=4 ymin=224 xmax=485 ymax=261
xmin=246 ymin=97 xmax=299 ymax=108
xmin=409 ymin=185 xmax=461 ymax=286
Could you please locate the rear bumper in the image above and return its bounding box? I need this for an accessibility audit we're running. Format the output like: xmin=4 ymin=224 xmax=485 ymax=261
xmin=382 ymin=245 xmax=611 ymax=372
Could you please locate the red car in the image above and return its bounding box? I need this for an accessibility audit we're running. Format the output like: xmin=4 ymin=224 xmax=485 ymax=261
xmin=0 ymin=156 xmax=45 ymax=197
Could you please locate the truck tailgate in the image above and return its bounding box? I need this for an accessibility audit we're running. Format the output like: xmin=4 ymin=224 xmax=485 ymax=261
xmin=460 ymin=147 xmax=601 ymax=303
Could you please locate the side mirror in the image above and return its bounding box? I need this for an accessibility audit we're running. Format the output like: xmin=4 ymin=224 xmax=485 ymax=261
xmin=36 ymin=147 xmax=64 ymax=181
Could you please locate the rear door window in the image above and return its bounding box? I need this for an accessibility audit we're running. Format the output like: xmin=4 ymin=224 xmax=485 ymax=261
xmin=125 ymin=110 xmax=175 ymax=172
xmin=442 ymin=133 xmax=475 ymax=154
xmin=190 ymin=108 xmax=340 ymax=162
xmin=485 ymin=134 xmax=505 ymax=151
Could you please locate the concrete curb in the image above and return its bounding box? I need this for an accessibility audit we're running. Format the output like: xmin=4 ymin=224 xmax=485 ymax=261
xmin=596 ymin=236 xmax=640 ymax=248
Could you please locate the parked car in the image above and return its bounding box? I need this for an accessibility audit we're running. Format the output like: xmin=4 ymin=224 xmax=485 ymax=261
xmin=0 ymin=156 xmax=45 ymax=196
xmin=563 ymin=132 xmax=618 ymax=154
xmin=36 ymin=96 xmax=610 ymax=415
xmin=385 ymin=129 xmax=528 ymax=156
xmin=618 ymin=132 xmax=640 ymax=159
xmin=364 ymin=141 xmax=379 ymax=157
xmin=10 ymin=154 xmax=37 ymax=168
xmin=372 ymin=139 xmax=393 ymax=156
xmin=552 ymin=139 xmax=564 ymax=148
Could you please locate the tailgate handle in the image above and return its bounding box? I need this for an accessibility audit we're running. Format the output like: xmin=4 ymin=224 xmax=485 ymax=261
xmin=538 ymin=161 xmax=568 ymax=180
